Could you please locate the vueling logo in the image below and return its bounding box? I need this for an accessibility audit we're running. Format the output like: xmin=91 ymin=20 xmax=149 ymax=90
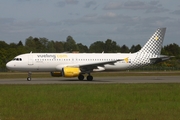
xmin=154 ymin=36 xmax=159 ymax=40
xmin=124 ymin=57 xmax=129 ymax=63
xmin=124 ymin=57 xmax=131 ymax=63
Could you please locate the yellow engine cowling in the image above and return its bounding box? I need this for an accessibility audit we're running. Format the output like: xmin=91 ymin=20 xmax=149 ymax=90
xmin=51 ymin=72 xmax=62 ymax=77
xmin=62 ymin=67 xmax=81 ymax=77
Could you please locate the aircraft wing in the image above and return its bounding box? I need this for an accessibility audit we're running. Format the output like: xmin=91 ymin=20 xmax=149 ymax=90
xmin=150 ymin=55 xmax=174 ymax=63
xmin=66 ymin=59 xmax=123 ymax=73
xmin=79 ymin=59 xmax=123 ymax=73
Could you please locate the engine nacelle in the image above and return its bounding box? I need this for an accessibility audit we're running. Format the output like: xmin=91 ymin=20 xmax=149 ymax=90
xmin=51 ymin=72 xmax=62 ymax=77
xmin=62 ymin=67 xmax=81 ymax=77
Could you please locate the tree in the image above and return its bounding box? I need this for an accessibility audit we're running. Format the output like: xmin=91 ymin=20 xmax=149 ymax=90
xmin=46 ymin=40 xmax=56 ymax=53
xmin=163 ymin=43 xmax=180 ymax=56
xmin=9 ymin=43 xmax=17 ymax=48
xmin=17 ymin=41 xmax=23 ymax=46
xmin=33 ymin=37 xmax=43 ymax=52
xmin=64 ymin=36 xmax=78 ymax=52
xmin=77 ymin=43 xmax=88 ymax=53
xmin=39 ymin=37 xmax=49 ymax=52
xmin=0 ymin=48 xmax=7 ymax=69
xmin=121 ymin=45 xmax=129 ymax=53
xmin=25 ymin=36 xmax=36 ymax=52
xmin=25 ymin=37 xmax=51 ymax=52
xmin=54 ymin=41 xmax=64 ymax=53
xmin=0 ymin=41 xmax=9 ymax=49
xmin=89 ymin=41 xmax=105 ymax=53
xmin=104 ymin=39 xmax=120 ymax=53
xmin=130 ymin=44 xmax=141 ymax=53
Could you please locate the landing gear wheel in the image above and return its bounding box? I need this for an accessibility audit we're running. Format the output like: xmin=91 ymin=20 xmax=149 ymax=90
xmin=87 ymin=75 xmax=93 ymax=81
xmin=78 ymin=74 xmax=84 ymax=80
xmin=27 ymin=77 xmax=31 ymax=81
xmin=27 ymin=72 xmax=32 ymax=81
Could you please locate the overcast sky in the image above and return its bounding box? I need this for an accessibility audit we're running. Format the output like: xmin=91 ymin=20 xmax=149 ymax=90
xmin=0 ymin=0 xmax=180 ymax=47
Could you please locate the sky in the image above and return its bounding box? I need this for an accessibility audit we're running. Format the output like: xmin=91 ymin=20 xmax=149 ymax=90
xmin=0 ymin=0 xmax=180 ymax=47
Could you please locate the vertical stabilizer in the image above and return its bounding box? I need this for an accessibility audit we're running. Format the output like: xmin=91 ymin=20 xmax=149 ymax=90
xmin=138 ymin=28 xmax=166 ymax=55
xmin=129 ymin=28 xmax=167 ymax=69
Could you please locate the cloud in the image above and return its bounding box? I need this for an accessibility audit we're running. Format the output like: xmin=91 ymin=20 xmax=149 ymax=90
xmin=149 ymin=1 xmax=159 ymax=6
xmin=57 ymin=1 xmax=66 ymax=7
xmin=62 ymin=10 xmax=172 ymax=36
xmin=140 ymin=16 xmax=170 ymax=28
xmin=124 ymin=1 xmax=145 ymax=10
xmin=0 ymin=18 xmax=62 ymax=35
xmin=85 ymin=1 xmax=96 ymax=8
xmin=17 ymin=0 xmax=42 ymax=2
xmin=171 ymin=9 xmax=180 ymax=15
xmin=57 ymin=0 xmax=79 ymax=7
xmin=63 ymin=12 xmax=137 ymax=26
xmin=65 ymin=0 xmax=78 ymax=5
xmin=103 ymin=1 xmax=169 ymax=13
xmin=145 ymin=7 xmax=169 ymax=13
xmin=0 ymin=18 xmax=14 ymax=25
xmin=103 ymin=2 xmax=122 ymax=10
xmin=103 ymin=12 xmax=117 ymax=18
xmin=17 ymin=0 xmax=31 ymax=1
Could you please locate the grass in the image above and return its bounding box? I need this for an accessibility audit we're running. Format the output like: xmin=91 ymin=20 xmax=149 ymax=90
xmin=1 ymin=84 xmax=180 ymax=120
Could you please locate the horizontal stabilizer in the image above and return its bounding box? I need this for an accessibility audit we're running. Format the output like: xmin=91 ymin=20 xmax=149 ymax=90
xmin=150 ymin=55 xmax=174 ymax=63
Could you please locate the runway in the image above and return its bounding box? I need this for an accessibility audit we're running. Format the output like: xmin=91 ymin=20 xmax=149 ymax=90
xmin=0 ymin=76 xmax=180 ymax=84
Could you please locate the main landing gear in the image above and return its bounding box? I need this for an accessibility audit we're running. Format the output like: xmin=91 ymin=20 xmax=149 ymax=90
xmin=27 ymin=72 xmax=32 ymax=81
xmin=78 ymin=74 xmax=93 ymax=81
xmin=26 ymin=72 xmax=93 ymax=81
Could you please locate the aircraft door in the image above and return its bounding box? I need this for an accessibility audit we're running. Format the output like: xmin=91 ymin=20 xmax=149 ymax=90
xmin=28 ymin=54 xmax=33 ymax=65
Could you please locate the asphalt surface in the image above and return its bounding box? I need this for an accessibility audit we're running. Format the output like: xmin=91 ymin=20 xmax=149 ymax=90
xmin=0 ymin=76 xmax=180 ymax=84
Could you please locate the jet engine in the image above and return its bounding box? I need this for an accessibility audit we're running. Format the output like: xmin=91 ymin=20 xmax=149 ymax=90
xmin=51 ymin=72 xmax=62 ymax=77
xmin=62 ymin=67 xmax=81 ymax=77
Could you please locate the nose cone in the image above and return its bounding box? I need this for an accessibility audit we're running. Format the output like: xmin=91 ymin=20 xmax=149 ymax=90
xmin=6 ymin=61 xmax=14 ymax=70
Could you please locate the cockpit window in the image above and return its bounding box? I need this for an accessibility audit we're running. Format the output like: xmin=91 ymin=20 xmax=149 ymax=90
xmin=13 ymin=58 xmax=22 ymax=61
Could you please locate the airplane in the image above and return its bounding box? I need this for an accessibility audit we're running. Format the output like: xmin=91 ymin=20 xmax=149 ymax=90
xmin=6 ymin=28 xmax=171 ymax=81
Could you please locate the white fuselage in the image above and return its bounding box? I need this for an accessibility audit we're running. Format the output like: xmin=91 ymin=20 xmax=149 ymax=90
xmin=6 ymin=52 xmax=148 ymax=72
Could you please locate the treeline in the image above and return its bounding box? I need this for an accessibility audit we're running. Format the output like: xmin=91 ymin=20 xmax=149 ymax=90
xmin=24 ymin=36 xmax=141 ymax=53
xmin=0 ymin=35 xmax=180 ymax=71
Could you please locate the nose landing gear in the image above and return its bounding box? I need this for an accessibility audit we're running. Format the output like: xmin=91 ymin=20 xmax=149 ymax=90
xmin=27 ymin=72 xmax=32 ymax=81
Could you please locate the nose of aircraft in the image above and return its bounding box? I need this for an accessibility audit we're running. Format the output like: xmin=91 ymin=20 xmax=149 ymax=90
xmin=6 ymin=61 xmax=13 ymax=70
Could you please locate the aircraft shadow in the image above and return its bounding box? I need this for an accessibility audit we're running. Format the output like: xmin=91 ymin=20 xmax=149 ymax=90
xmin=60 ymin=79 xmax=110 ymax=82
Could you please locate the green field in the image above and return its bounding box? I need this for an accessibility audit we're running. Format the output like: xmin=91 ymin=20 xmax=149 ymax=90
xmin=1 ymin=84 xmax=180 ymax=120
